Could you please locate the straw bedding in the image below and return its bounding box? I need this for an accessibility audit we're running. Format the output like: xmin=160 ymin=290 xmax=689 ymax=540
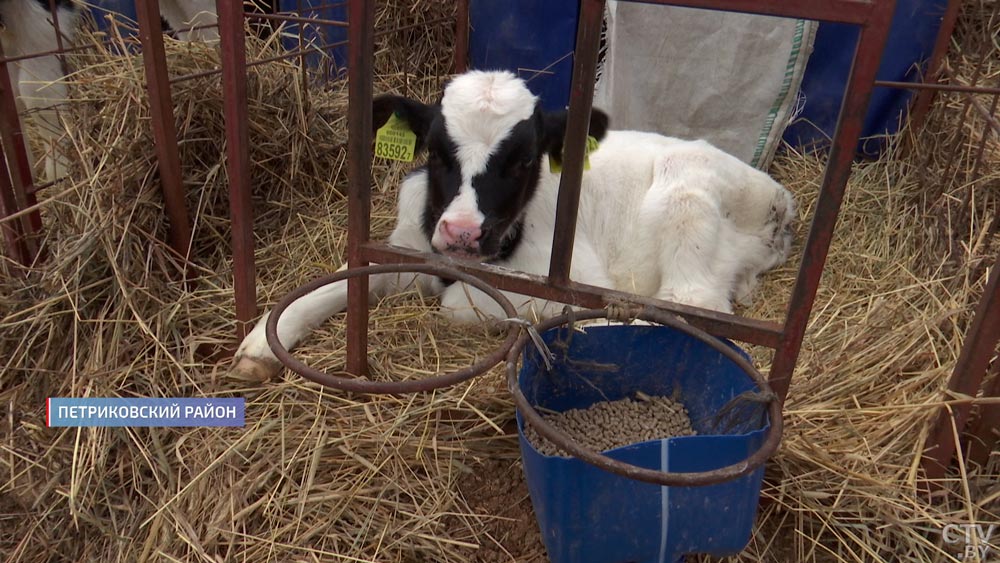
xmin=1 ymin=1 xmax=998 ymax=561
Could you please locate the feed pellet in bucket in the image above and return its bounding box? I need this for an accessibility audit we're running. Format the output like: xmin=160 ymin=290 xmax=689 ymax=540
xmin=524 ymin=393 xmax=697 ymax=457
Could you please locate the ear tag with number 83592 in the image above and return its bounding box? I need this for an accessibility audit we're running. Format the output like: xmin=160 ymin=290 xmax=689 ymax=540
xmin=549 ymin=135 xmax=600 ymax=174
xmin=375 ymin=112 xmax=417 ymax=162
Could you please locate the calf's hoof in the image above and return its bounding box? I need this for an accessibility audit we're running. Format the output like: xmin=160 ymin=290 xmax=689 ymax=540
xmin=230 ymin=356 xmax=283 ymax=382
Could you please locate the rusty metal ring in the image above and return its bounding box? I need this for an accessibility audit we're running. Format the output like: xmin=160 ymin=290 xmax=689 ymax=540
xmin=267 ymin=263 xmax=519 ymax=394
xmin=506 ymin=307 xmax=783 ymax=487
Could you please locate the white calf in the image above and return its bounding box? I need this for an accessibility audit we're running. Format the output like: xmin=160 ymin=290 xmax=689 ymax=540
xmin=232 ymin=70 xmax=796 ymax=379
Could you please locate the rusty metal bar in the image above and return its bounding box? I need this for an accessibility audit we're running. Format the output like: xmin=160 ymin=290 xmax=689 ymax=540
xmin=45 ymin=0 xmax=70 ymax=227
xmin=874 ymin=79 xmax=1000 ymax=96
xmin=0 ymin=41 xmax=41 ymax=263
xmin=548 ymin=0 xmax=605 ymax=285
xmin=453 ymin=0 xmax=469 ymax=74
xmin=964 ymin=93 xmax=999 ymax=208
xmin=167 ymin=16 xmax=453 ymax=85
xmin=267 ymin=264 xmax=519 ymax=393
xmin=21 ymin=179 xmax=42 ymax=240
xmin=0 ymin=140 xmax=29 ymax=266
xmin=922 ymin=251 xmax=1000 ymax=484
xmin=768 ymin=0 xmax=897 ymax=403
xmin=969 ymin=90 xmax=1000 ymax=138
xmin=47 ymin=0 xmax=65 ymax=53
xmin=168 ymin=39 xmax=349 ymax=84
xmin=345 ymin=0 xmax=375 ymax=376
xmin=0 ymin=37 xmax=137 ymax=66
xmin=0 ymin=43 xmax=28 ymax=266
xmin=620 ymin=0 xmax=875 ymax=24
xmin=937 ymin=25 xmax=997 ymax=191
xmin=967 ymin=360 xmax=1000 ymax=468
xmin=361 ymin=242 xmax=785 ymax=348
xmin=246 ymin=11 xmax=347 ymax=28
xmin=217 ymin=0 xmax=258 ymax=339
xmin=908 ymin=0 xmax=964 ymax=132
xmin=135 ymin=0 xmax=193 ymax=272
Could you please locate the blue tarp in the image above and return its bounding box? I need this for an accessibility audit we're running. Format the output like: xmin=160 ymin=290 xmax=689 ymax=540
xmin=89 ymin=0 xmax=138 ymax=34
xmin=275 ymin=0 xmax=348 ymax=79
xmin=782 ymin=0 xmax=949 ymax=157
xmin=469 ymin=0 xmax=579 ymax=111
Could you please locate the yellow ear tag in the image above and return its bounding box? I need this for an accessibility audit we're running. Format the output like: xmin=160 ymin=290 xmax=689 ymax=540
xmin=375 ymin=112 xmax=417 ymax=162
xmin=549 ymin=135 xmax=600 ymax=174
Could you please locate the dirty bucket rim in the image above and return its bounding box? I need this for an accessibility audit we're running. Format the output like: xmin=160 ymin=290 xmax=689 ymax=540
xmin=505 ymin=307 xmax=783 ymax=487
xmin=266 ymin=262 xmax=520 ymax=394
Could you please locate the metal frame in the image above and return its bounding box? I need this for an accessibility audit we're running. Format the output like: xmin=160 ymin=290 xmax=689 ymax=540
xmin=266 ymin=263 xmax=520 ymax=393
xmin=0 ymin=36 xmax=44 ymax=267
xmin=343 ymin=0 xmax=899 ymax=403
xmin=336 ymin=0 xmax=1000 ymax=482
xmin=1 ymin=0 xmax=996 ymax=482
xmin=136 ymin=1 xmax=193 ymax=276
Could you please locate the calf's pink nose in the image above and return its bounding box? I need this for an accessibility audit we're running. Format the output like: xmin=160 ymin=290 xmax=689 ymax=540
xmin=439 ymin=219 xmax=482 ymax=247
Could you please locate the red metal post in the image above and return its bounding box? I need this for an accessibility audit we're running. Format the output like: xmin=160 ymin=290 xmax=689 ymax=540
xmin=0 ymin=140 xmax=29 ymax=266
xmin=874 ymin=80 xmax=1000 ymax=97
xmin=345 ymin=0 xmax=375 ymax=376
xmin=135 ymin=0 xmax=194 ymax=272
xmin=453 ymin=0 xmax=469 ymax=74
xmin=768 ymin=0 xmax=898 ymax=403
xmin=967 ymin=360 xmax=1000 ymax=468
xmin=0 ymin=41 xmax=41 ymax=263
xmin=548 ymin=0 xmax=606 ymax=285
xmin=908 ymin=0 xmax=963 ymax=132
xmin=922 ymin=250 xmax=1000 ymax=483
xmin=362 ymin=242 xmax=785 ymax=348
xmin=248 ymin=12 xmax=348 ymax=28
xmin=47 ymin=0 xmax=66 ymax=53
xmin=218 ymin=0 xmax=258 ymax=339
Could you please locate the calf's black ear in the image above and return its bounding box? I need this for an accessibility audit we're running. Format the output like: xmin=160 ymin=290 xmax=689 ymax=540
xmin=372 ymin=94 xmax=437 ymax=154
xmin=541 ymin=107 xmax=610 ymax=168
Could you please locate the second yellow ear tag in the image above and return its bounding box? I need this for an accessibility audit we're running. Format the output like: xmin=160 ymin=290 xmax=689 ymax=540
xmin=375 ymin=112 xmax=417 ymax=162
xmin=549 ymin=135 xmax=600 ymax=174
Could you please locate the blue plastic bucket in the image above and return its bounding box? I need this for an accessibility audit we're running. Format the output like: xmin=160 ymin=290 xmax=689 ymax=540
xmin=511 ymin=314 xmax=775 ymax=563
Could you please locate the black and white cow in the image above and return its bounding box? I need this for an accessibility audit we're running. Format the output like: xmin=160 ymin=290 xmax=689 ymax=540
xmin=0 ymin=0 xmax=218 ymax=181
xmin=232 ymin=70 xmax=797 ymax=379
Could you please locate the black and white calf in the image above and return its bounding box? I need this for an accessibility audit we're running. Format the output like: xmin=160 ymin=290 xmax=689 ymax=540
xmin=0 ymin=0 xmax=218 ymax=181
xmin=232 ymin=70 xmax=797 ymax=379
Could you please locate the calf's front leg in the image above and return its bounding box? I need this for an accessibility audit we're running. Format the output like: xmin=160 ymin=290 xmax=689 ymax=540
xmin=231 ymin=266 xmax=443 ymax=380
xmin=231 ymin=214 xmax=443 ymax=380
